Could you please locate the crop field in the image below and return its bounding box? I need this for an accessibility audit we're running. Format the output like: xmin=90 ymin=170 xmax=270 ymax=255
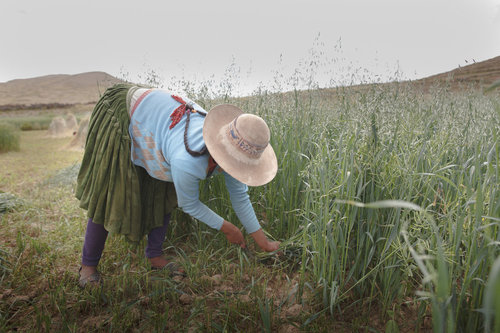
xmin=0 ymin=82 xmax=499 ymax=332
xmin=0 ymin=104 xmax=91 ymax=132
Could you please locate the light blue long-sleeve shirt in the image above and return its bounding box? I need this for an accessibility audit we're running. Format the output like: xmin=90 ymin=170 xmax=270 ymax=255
xmin=128 ymin=89 xmax=261 ymax=234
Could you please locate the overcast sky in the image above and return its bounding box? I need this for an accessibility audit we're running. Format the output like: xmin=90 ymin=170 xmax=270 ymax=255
xmin=1 ymin=0 xmax=499 ymax=94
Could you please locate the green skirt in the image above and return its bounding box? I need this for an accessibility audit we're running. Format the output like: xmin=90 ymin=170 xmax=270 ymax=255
xmin=75 ymin=84 xmax=177 ymax=242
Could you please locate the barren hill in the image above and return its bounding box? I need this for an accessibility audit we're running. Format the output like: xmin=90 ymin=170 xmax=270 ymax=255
xmin=414 ymin=55 xmax=500 ymax=90
xmin=0 ymin=72 xmax=124 ymax=109
xmin=1 ymin=56 xmax=499 ymax=110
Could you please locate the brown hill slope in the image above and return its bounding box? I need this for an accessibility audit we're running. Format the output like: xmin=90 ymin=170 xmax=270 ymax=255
xmin=0 ymin=72 xmax=124 ymax=109
xmin=414 ymin=55 xmax=500 ymax=90
xmin=1 ymin=56 xmax=499 ymax=110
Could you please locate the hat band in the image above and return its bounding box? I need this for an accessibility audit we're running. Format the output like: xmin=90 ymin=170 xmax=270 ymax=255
xmin=227 ymin=118 xmax=267 ymax=158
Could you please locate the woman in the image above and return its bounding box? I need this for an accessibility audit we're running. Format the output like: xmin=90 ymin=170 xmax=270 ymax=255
xmin=76 ymin=84 xmax=280 ymax=287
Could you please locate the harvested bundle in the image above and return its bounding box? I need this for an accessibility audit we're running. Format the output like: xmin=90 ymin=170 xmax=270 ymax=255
xmin=67 ymin=114 xmax=90 ymax=150
xmin=65 ymin=113 xmax=78 ymax=131
xmin=48 ymin=116 xmax=68 ymax=137
xmin=48 ymin=113 xmax=79 ymax=138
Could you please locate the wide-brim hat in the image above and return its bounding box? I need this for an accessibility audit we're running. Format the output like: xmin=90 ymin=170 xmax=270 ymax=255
xmin=203 ymin=104 xmax=278 ymax=186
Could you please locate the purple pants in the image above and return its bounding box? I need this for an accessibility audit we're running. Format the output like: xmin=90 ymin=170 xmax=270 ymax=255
xmin=81 ymin=214 xmax=171 ymax=266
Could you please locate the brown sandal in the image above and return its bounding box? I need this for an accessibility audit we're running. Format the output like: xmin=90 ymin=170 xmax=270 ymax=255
xmin=151 ymin=262 xmax=186 ymax=277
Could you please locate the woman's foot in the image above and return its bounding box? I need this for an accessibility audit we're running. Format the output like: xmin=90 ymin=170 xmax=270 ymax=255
xmin=149 ymin=256 xmax=170 ymax=269
xmin=79 ymin=265 xmax=102 ymax=288
xmin=149 ymin=256 xmax=186 ymax=277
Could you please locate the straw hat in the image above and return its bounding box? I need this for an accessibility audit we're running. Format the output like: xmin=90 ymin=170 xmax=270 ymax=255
xmin=203 ymin=104 xmax=278 ymax=186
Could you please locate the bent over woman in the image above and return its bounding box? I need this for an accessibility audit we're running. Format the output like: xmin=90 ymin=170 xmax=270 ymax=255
xmin=76 ymin=84 xmax=280 ymax=287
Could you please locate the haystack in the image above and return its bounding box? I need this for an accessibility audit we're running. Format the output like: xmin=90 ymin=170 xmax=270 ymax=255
xmin=48 ymin=113 xmax=79 ymax=138
xmin=65 ymin=113 xmax=78 ymax=131
xmin=48 ymin=117 xmax=68 ymax=137
xmin=67 ymin=114 xmax=90 ymax=151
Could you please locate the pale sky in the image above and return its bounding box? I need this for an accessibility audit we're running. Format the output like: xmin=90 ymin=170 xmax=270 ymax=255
xmin=1 ymin=0 xmax=499 ymax=94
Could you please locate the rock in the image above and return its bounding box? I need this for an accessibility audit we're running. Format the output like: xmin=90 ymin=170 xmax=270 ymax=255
xmin=10 ymin=295 xmax=30 ymax=304
xmin=82 ymin=315 xmax=108 ymax=329
xmin=188 ymin=325 xmax=199 ymax=333
xmin=239 ymin=294 xmax=251 ymax=303
xmin=278 ymin=324 xmax=301 ymax=333
xmin=130 ymin=307 xmax=141 ymax=321
xmin=200 ymin=275 xmax=213 ymax=284
xmin=179 ymin=293 xmax=193 ymax=305
xmin=217 ymin=284 xmax=233 ymax=293
xmin=0 ymin=289 xmax=13 ymax=299
xmin=173 ymin=275 xmax=184 ymax=282
xmin=211 ymin=274 xmax=223 ymax=286
xmin=285 ymin=304 xmax=303 ymax=317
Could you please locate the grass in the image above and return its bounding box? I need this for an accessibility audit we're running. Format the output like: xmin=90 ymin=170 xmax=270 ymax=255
xmin=0 ymin=123 xmax=20 ymax=153
xmin=0 ymin=78 xmax=499 ymax=332
xmin=0 ymin=132 xmax=322 ymax=332
xmin=202 ymin=82 xmax=499 ymax=331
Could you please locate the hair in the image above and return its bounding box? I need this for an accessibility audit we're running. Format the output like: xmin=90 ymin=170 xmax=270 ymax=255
xmin=183 ymin=104 xmax=208 ymax=157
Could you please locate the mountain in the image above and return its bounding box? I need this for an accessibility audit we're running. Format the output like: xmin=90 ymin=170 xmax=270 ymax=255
xmin=1 ymin=56 xmax=499 ymax=110
xmin=0 ymin=72 xmax=124 ymax=109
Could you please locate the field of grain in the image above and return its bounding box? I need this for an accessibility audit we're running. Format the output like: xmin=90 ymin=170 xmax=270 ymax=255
xmin=0 ymin=79 xmax=499 ymax=332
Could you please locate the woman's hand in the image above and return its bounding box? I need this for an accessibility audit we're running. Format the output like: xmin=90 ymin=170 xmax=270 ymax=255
xmin=250 ymin=229 xmax=281 ymax=252
xmin=259 ymin=240 xmax=281 ymax=252
xmin=220 ymin=220 xmax=246 ymax=248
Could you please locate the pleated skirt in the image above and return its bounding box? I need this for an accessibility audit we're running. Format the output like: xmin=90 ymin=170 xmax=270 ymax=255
xmin=75 ymin=84 xmax=177 ymax=242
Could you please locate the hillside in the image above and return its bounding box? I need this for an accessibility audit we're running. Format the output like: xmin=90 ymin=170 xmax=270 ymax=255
xmin=414 ymin=55 xmax=500 ymax=90
xmin=0 ymin=72 xmax=124 ymax=109
xmin=0 ymin=56 xmax=498 ymax=110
